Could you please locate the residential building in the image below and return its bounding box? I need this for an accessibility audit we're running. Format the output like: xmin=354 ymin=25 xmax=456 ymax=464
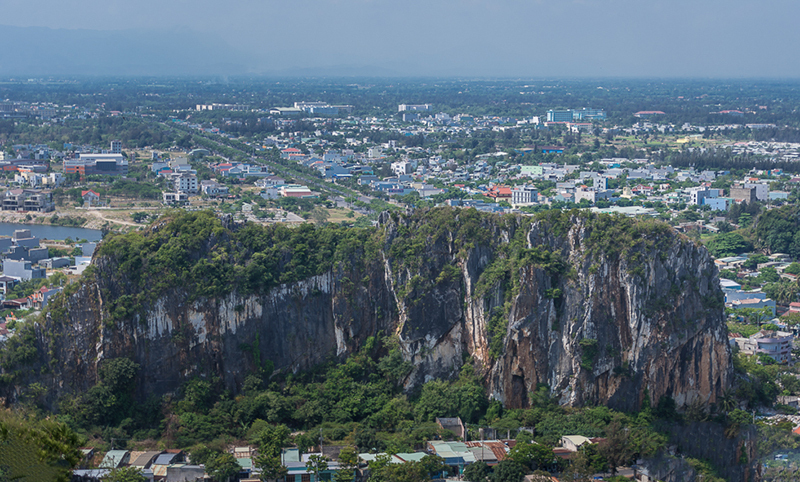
xmin=512 ymin=185 xmax=538 ymax=205
xmin=391 ymin=160 xmax=417 ymax=176
xmin=485 ymin=185 xmax=512 ymax=202
xmin=2 ymin=259 xmax=46 ymax=281
xmin=5 ymin=245 xmax=49 ymax=262
xmin=574 ymin=187 xmax=613 ymax=204
xmin=200 ymin=180 xmax=229 ymax=197
xmin=40 ymin=257 xmax=70 ymax=269
xmin=173 ymin=173 xmax=198 ymax=194
xmin=28 ymin=286 xmax=63 ymax=309
xmin=705 ymin=197 xmax=732 ymax=211
xmin=729 ymin=297 xmax=776 ymax=316
xmin=110 ymin=140 xmax=122 ymax=154
xmin=41 ymin=172 xmax=64 ymax=188
xmin=82 ymin=190 xmax=100 ymax=207
xmin=744 ymin=182 xmax=769 ymax=202
xmin=735 ymin=329 xmax=794 ymax=363
xmin=435 ymin=417 xmax=466 ymax=439
xmin=520 ymin=166 xmax=544 ymax=177
xmin=0 ymin=276 xmax=20 ymax=296
xmin=561 ymin=435 xmax=593 ymax=452
xmin=688 ymin=187 xmax=712 ymax=206
xmin=730 ymin=185 xmax=757 ymax=203
xmin=162 ymin=192 xmax=189 ymax=205
xmin=2 ymin=189 xmax=54 ymax=212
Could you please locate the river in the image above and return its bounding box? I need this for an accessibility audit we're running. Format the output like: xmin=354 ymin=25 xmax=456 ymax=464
xmin=0 ymin=222 xmax=103 ymax=242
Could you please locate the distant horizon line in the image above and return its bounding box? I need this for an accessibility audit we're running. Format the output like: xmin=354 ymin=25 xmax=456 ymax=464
xmin=3 ymin=75 xmax=800 ymax=82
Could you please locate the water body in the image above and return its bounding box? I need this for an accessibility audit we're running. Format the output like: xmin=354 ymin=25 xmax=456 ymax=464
xmin=0 ymin=222 xmax=103 ymax=242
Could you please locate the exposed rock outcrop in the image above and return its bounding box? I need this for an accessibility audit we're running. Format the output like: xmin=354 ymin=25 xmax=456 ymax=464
xmin=1 ymin=208 xmax=732 ymax=412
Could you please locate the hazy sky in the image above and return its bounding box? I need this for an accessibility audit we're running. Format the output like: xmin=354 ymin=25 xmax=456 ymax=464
xmin=2 ymin=0 xmax=799 ymax=77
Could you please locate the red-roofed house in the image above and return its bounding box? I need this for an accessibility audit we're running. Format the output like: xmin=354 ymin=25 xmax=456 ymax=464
xmin=485 ymin=185 xmax=512 ymax=201
xmin=281 ymin=148 xmax=301 ymax=159
xmin=82 ymin=190 xmax=100 ymax=207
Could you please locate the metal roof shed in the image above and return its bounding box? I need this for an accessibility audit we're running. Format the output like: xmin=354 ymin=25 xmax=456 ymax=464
xmin=129 ymin=451 xmax=163 ymax=468
xmin=99 ymin=450 xmax=130 ymax=469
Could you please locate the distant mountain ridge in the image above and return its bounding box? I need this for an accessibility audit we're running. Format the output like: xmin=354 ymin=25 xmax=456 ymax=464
xmin=0 ymin=25 xmax=402 ymax=77
xmin=0 ymin=25 xmax=249 ymax=76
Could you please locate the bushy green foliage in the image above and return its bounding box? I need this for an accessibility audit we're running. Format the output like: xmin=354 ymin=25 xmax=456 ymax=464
xmin=89 ymin=210 xmax=379 ymax=322
xmin=59 ymin=358 xmax=141 ymax=428
xmin=205 ymin=452 xmax=240 ymax=482
xmin=705 ymin=232 xmax=753 ymax=258
xmin=579 ymin=339 xmax=599 ymax=371
xmin=413 ymin=364 xmax=487 ymax=424
xmin=102 ymin=467 xmax=148 ymax=482
xmin=0 ymin=409 xmax=83 ymax=482
xmin=754 ymin=205 xmax=800 ymax=258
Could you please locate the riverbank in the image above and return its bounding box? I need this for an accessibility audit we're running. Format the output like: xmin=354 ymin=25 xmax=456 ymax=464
xmin=0 ymin=207 xmax=146 ymax=232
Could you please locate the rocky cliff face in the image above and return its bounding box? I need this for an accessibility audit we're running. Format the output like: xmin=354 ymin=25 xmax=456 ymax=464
xmin=2 ymin=208 xmax=732 ymax=411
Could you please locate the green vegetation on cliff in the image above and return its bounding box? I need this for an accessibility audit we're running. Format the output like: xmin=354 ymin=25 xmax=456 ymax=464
xmin=94 ymin=210 xmax=379 ymax=317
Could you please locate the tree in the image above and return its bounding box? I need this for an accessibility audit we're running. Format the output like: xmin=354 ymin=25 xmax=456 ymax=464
xmin=560 ymin=450 xmax=594 ymax=482
xmin=719 ymin=390 xmax=737 ymax=414
xmin=782 ymin=312 xmax=800 ymax=326
xmin=206 ymin=452 xmax=241 ymax=482
xmin=705 ymin=232 xmax=753 ymax=258
xmin=786 ymin=263 xmax=800 ymax=275
xmin=0 ymin=410 xmax=82 ymax=482
xmin=490 ymin=460 xmax=527 ymax=482
xmin=188 ymin=444 xmax=216 ymax=465
xmin=463 ymin=461 xmax=491 ymax=482
xmin=418 ymin=455 xmax=448 ymax=479
xmin=506 ymin=441 xmax=555 ymax=470
xmin=598 ymin=418 xmax=634 ymax=474
xmin=254 ymin=424 xmax=291 ymax=482
xmin=255 ymin=452 xmax=288 ymax=482
xmin=306 ymin=454 xmax=329 ymax=482
xmin=102 ymin=467 xmax=147 ymax=482
xmin=310 ymin=206 xmax=330 ymax=225
xmin=743 ymin=254 xmax=770 ymax=270
xmin=334 ymin=446 xmax=358 ymax=482
xmin=763 ymin=280 xmax=798 ymax=304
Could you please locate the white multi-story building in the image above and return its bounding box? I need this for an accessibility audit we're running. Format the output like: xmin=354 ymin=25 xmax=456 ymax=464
xmin=734 ymin=329 xmax=793 ymax=364
xmin=688 ymin=186 xmax=712 ymax=205
xmin=173 ymin=173 xmax=198 ymax=194
xmin=391 ymin=160 xmax=417 ymax=176
xmin=511 ymin=186 xmax=538 ymax=205
xmin=110 ymin=140 xmax=122 ymax=154
xmin=398 ymin=104 xmax=432 ymax=112
xmin=574 ymin=187 xmax=613 ymax=204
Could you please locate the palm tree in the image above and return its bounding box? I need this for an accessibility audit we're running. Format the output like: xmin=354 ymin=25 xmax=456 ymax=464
xmin=719 ymin=389 xmax=737 ymax=414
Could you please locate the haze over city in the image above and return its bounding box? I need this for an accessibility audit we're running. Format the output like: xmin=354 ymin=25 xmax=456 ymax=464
xmin=1 ymin=0 xmax=799 ymax=77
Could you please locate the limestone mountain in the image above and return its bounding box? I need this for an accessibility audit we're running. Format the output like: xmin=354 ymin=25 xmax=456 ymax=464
xmin=0 ymin=208 xmax=731 ymax=411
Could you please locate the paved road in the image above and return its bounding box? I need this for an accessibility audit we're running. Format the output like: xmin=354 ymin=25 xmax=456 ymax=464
xmin=163 ymin=122 xmax=362 ymax=199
